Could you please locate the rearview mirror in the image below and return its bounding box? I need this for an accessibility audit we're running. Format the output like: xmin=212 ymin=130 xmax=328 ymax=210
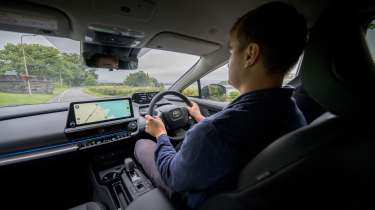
xmin=82 ymin=42 xmax=139 ymax=70
xmin=86 ymin=54 xmax=138 ymax=70
xmin=202 ymin=84 xmax=226 ymax=101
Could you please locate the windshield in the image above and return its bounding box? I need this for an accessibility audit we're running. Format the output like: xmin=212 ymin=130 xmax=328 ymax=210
xmin=0 ymin=30 xmax=200 ymax=107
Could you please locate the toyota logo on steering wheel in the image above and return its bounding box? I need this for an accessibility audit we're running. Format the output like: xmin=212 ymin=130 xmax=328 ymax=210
xmin=172 ymin=109 xmax=181 ymax=118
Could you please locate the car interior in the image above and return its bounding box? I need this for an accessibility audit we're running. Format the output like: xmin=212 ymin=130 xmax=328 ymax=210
xmin=0 ymin=0 xmax=374 ymax=210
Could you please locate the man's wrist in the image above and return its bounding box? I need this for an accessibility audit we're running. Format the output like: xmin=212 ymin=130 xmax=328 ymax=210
xmin=156 ymin=131 xmax=167 ymax=139
xmin=195 ymin=114 xmax=205 ymax=122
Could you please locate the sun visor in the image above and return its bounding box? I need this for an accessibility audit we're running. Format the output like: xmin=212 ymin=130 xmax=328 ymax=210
xmin=146 ymin=32 xmax=221 ymax=56
xmin=0 ymin=2 xmax=71 ymax=37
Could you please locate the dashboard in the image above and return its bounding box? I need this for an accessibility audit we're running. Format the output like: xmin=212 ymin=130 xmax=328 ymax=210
xmin=0 ymin=91 xmax=226 ymax=167
xmin=0 ymin=92 xmax=169 ymax=166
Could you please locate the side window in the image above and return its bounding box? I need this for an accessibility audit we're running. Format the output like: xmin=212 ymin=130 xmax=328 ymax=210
xmin=282 ymin=53 xmax=305 ymax=86
xmin=366 ymin=19 xmax=375 ymax=60
xmin=283 ymin=61 xmax=299 ymax=85
xmin=200 ymin=64 xmax=240 ymax=102
xmin=184 ymin=59 xmax=302 ymax=102
xmin=181 ymin=82 xmax=199 ymax=97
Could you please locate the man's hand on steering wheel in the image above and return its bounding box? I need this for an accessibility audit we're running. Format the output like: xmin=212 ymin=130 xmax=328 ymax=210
xmin=145 ymin=115 xmax=167 ymax=139
xmin=187 ymin=102 xmax=205 ymax=122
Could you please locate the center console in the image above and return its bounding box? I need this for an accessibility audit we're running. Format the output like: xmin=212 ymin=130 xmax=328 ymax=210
xmin=95 ymin=157 xmax=173 ymax=210
xmin=122 ymin=158 xmax=153 ymax=200
xmin=66 ymin=97 xmax=175 ymax=209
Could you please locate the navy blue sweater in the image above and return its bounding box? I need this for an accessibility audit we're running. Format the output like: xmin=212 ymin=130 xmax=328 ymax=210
xmin=154 ymin=88 xmax=306 ymax=208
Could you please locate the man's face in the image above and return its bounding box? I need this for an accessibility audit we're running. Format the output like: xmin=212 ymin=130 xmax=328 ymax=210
xmin=228 ymin=33 xmax=245 ymax=89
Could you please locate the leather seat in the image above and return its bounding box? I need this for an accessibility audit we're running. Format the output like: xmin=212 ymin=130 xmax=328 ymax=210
xmin=293 ymin=84 xmax=325 ymax=123
xmin=199 ymin=2 xmax=375 ymax=210
xmin=68 ymin=202 xmax=106 ymax=210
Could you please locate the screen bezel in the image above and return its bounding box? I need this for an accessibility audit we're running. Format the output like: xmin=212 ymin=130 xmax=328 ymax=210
xmin=67 ymin=97 xmax=134 ymax=128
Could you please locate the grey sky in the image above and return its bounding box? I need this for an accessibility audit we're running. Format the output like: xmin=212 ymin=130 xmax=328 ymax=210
xmin=0 ymin=30 xmax=201 ymax=84
xmin=96 ymin=49 xmax=200 ymax=83
xmin=0 ymin=30 xmax=80 ymax=53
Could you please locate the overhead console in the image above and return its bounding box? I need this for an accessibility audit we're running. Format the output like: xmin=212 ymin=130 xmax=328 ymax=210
xmin=65 ymin=98 xmax=138 ymax=150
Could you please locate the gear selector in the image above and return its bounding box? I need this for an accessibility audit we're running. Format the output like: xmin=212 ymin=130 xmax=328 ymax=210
xmin=121 ymin=157 xmax=153 ymax=201
xmin=124 ymin=158 xmax=141 ymax=182
xmin=124 ymin=158 xmax=136 ymax=172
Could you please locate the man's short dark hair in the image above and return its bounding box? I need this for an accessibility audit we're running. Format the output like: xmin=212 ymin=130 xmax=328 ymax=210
xmin=231 ymin=2 xmax=307 ymax=75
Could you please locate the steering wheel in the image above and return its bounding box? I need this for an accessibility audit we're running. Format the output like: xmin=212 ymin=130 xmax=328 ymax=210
xmin=148 ymin=91 xmax=193 ymax=141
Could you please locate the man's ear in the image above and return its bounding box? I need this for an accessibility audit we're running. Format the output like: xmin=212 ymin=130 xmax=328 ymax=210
xmin=243 ymin=43 xmax=260 ymax=68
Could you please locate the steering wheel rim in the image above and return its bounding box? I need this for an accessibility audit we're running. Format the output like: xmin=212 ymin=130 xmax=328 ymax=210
xmin=148 ymin=91 xmax=192 ymax=116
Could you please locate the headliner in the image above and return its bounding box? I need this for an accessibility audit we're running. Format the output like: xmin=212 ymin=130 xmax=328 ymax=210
xmin=24 ymin=0 xmax=331 ymax=54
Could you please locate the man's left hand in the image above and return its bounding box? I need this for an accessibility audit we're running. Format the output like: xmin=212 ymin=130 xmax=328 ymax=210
xmin=145 ymin=115 xmax=167 ymax=139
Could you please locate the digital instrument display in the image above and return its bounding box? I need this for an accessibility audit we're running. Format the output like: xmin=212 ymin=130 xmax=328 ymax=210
xmin=132 ymin=92 xmax=158 ymax=104
xmin=72 ymin=98 xmax=133 ymax=126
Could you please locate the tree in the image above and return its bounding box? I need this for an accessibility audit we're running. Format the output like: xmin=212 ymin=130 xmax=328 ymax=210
xmin=84 ymin=73 xmax=97 ymax=86
xmin=123 ymin=71 xmax=163 ymax=87
xmin=0 ymin=43 xmax=96 ymax=87
xmin=182 ymin=86 xmax=199 ymax=96
xmin=227 ymin=90 xmax=240 ymax=101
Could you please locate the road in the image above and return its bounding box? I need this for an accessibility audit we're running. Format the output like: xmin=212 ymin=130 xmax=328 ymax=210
xmin=49 ymin=87 xmax=98 ymax=103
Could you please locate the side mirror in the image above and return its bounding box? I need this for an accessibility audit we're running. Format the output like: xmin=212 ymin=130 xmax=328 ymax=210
xmin=201 ymin=84 xmax=227 ymax=101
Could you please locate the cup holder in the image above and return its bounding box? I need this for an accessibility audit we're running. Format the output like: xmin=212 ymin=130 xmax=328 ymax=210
xmin=99 ymin=165 xmax=124 ymax=184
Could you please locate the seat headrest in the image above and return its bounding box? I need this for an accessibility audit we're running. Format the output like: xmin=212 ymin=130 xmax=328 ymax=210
xmin=301 ymin=3 xmax=375 ymax=117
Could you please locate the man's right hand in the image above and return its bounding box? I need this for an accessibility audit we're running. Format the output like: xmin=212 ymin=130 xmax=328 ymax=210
xmin=187 ymin=102 xmax=205 ymax=122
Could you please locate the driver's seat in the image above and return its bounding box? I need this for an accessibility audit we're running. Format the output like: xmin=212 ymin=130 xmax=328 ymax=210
xmin=199 ymin=3 xmax=375 ymax=210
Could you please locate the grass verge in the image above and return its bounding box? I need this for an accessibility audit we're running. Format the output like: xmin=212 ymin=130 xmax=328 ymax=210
xmin=0 ymin=87 xmax=68 ymax=106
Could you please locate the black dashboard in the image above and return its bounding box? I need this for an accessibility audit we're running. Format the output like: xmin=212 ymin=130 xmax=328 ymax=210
xmin=0 ymin=92 xmax=172 ymax=166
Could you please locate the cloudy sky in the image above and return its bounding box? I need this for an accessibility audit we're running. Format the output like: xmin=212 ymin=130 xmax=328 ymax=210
xmin=0 ymin=30 xmax=212 ymax=84
xmin=0 ymin=30 xmax=80 ymax=53
xmin=96 ymin=49 xmax=201 ymax=84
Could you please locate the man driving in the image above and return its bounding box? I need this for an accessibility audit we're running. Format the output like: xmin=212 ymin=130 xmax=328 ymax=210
xmin=134 ymin=2 xmax=307 ymax=209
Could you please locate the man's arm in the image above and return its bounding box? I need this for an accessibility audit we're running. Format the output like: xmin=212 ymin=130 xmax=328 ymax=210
xmin=154 ymin=121 xmax=233 ymax=192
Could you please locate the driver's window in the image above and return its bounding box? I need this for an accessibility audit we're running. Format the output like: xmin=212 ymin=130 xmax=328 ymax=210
xmin=196 ymin=61 xmax=300 ymax=102
xmin=366 ymin=19 xmax=375 ymax=60
xmin=200 ymin=64 xmax=239 ymax=102
xmin=182 ymin=82 xmax=199 ymax=97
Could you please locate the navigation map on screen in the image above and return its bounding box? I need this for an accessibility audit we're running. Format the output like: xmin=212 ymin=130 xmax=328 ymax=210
xmin=74 ymin=99 xmax=132 ymax=125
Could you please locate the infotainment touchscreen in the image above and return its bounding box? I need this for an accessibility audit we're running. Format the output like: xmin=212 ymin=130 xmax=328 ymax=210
xmin=72 ymin=98 xmax=133 ymax=126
